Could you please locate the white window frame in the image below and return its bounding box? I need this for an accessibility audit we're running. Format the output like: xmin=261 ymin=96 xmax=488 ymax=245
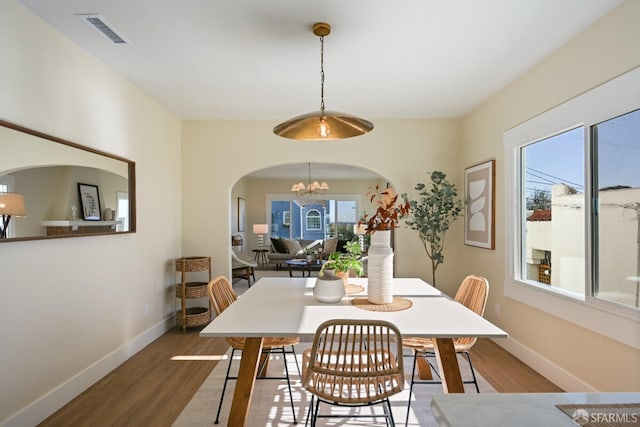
xmin=305 ymin=209 xmax=322 ymax=231
xmin=504 ymin=67 xmax=640 ymax=350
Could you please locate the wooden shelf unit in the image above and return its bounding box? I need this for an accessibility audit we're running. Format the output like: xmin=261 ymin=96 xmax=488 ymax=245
xmin=175 ymin=256 xmax=211 ymax=333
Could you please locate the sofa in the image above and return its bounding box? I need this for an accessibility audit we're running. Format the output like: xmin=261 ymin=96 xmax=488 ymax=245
xmin=267 ymin=237 xmax=350 ymax=269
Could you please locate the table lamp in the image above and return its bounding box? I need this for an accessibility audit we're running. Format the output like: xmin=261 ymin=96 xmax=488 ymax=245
xmin=0 ymin=192 xmax=27 ymax=239
xmin=253 ymin=223 xmax=268 ymax=248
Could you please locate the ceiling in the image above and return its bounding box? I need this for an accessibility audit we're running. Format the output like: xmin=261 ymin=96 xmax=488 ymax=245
xmin=16 ymin=0 xmax=622 ymax=180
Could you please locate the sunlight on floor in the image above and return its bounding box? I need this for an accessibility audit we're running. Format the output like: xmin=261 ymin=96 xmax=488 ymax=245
xmin=170 ymin=354 xmax=229 ymax=361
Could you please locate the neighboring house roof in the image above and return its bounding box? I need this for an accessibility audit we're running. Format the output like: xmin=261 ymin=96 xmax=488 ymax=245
xmin=527 ymin=209 xmax=551 ymax=221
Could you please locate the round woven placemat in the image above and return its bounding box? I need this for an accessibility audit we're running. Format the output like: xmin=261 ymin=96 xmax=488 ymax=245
xmin=345 ymin=283 xmax=365 ymax=295
xmin=351 ymin=296 xmax=413 ymax=312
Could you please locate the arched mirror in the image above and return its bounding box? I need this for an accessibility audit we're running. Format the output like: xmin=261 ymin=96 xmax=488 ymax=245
xmin=0 ymin=119 xmax=135 ymax=242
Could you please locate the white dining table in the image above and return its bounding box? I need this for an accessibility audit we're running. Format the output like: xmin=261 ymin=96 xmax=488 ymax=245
xmin=200 ymin=277 xmax=508 ymax=426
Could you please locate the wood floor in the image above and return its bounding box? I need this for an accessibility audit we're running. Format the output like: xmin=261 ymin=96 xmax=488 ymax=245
xmin=40 ymin=324 xmax=562 ymax=426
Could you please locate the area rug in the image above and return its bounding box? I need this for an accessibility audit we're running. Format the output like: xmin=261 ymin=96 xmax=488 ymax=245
xmin=173 ymin=345 xmax=495 ymax=426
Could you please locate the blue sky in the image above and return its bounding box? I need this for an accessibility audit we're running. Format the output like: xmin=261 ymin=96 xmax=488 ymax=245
xmin=525 ymin=109 xmax=639 ymax=195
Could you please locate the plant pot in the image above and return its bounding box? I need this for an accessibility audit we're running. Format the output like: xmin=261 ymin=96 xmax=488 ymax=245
xmin=335 ymin=270 xmax=350 ymax=287
xmin=313 ymin=273 xmax=345 ymax=303
xmin=367 ymin=230 xmax=394 ymax=304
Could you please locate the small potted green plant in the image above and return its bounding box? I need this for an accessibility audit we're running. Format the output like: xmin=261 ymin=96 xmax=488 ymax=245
xmin=304 ymin=247 xmax=315 ymax=263
xmin=320 ymin=240 xmax=364 ymax=284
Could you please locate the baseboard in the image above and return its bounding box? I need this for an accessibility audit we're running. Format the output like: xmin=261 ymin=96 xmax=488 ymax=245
xmin=492 ymin=336 xmax=597 ymax=392
xmin=1 ymin=315 xmax=175 ymax=427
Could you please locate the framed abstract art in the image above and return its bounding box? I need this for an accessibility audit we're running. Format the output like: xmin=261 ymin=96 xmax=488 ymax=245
xmin=464 ymin=160 xmax=495 ymax=249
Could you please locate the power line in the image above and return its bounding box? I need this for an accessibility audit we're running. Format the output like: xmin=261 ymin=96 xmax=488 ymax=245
xmin=526 ymin=171 xmax=555 ymax=185
xmin=526 ymin=167 xmax=584 ymax=189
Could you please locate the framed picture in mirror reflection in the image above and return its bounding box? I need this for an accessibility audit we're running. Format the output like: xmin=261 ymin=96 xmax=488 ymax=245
xmin=78 ymin=183 xmax=102 ymax=221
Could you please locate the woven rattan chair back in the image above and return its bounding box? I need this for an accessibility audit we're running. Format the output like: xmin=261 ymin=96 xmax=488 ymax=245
xmin=453 ymin=275 xmax=489 ymax=348
xmin=302 ymin=318 xmax=404 ymax=406
xmin=207 ymin=276 xmax=246 ymax=349
xmin=207 ymin=276 xmax=237 ymax=316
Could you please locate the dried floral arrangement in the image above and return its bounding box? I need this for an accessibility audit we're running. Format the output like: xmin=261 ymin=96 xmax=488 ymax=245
xmin=359 ymin=186 xmax=410 ymax=233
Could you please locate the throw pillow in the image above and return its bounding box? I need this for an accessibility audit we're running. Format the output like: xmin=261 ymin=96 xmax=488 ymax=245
xmin=282 ymin=238 xmax=303 ymax=255
xmin=271 ymin=237 xmax=287 ymax=254
xmin=321 ymin=237 xmax=338 ymax=258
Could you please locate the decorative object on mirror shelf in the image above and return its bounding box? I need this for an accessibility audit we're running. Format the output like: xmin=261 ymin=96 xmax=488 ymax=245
xmin=320 ymin=240 xmax=364 ymax=288
xmin=252 ymin=223 xmax=268 ymax=248
xmin=360 ymin=186 xmax=410 ymax=304
xmin=464 ymin=160 xmax=495 ymax=250
xmin=103 ymin=208 xmax=114 ymax=221
xmin=313 ymin=269 xmax=345 ymax=303
xmin=77 ymin=183 xmax=101 ymax=221
xmin=70 ymin=204 xmax=78 ymax=220
xmin=402 ymin=171 xmax=463 ymax=288
xmin=0 ymin=192 xmax=26 ymax=239
xmin=291 ymin=163 xmax=329 ymax=196
xmin=273 ymin=22 xmax=373 ymax=141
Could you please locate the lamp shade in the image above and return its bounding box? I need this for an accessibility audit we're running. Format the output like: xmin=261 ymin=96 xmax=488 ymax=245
xmin=273 ymin=110 xmax=373 ymax=141
xmin=252 ymin=224 xmax=268 ymax=234
xmin=354 ymin=224 xmax=367 ymax=235
xmin=0 ymin=192 xmax=26 ymax=216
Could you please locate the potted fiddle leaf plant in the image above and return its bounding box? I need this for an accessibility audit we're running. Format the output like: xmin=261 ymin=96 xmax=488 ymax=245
xmin=402 ymin=171 xmax=463 ymax=288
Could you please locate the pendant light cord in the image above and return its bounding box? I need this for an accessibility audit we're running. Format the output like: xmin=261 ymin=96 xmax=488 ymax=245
xmin=320 ymin=34 xmax=325 ymax=115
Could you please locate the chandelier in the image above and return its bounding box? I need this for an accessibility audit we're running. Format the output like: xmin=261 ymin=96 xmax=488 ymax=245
xmin=273 ymin=22 xmax=374 ymax=141
xmin=291 ymin=163 xmax=329 ymax=196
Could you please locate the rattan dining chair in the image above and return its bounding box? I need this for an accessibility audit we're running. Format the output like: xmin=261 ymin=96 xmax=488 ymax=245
xmin=403 ymin=274 xmax=489 ymax=424
xmin=301 ymin=319 xmax=404 ymax=426
xmin=207 ymin=276 xmax=301 ymax=424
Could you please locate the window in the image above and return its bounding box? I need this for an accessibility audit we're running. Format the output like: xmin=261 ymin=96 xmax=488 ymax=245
xmin=267 ymin=194 xmax=361 ymax=240
xmin=592 ymin=109 xmax=640 ymax=309
xmin=521 ymin=127 xmax=585 ymax=295
xmin=505 ymin=67 xmax=640 ymax=349
xmin=306 ymin=209 xmax=321 ymax=230
xmin=116 ymin=191 xmax=129 ymax=232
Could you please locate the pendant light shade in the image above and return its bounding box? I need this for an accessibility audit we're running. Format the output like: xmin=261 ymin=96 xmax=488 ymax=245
xmin=274 ymin=22 xmax=374 ymax=141
xmin=273 ymin=110 xmax=374 ymax=141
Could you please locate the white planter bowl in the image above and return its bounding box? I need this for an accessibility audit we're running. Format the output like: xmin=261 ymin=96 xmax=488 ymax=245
xmin=313 ymin=276 xmax=345 ymax=303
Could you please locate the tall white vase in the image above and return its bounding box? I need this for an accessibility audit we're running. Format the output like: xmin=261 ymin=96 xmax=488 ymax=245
xmin=367 ymin=230 xmax=394 ymax=304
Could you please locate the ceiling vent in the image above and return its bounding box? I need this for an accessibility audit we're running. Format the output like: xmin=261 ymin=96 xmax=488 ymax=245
xmin=76 ymin=13 xmax=128 ymax=44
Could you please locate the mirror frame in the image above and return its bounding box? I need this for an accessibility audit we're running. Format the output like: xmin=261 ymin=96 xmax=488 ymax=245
xmin=0 ymin=119 xmax=136 ymax=242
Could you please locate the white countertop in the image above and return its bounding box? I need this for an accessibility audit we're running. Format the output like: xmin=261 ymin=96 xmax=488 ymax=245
xmin=431 ymin=392 xmax=640 ymax=427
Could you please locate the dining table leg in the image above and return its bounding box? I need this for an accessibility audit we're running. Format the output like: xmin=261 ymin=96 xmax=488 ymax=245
xmin=432 ymin=338 xmax=465 ymax=393
xmin=228 ymin=336 xmax=264 ymax=426
xmin=417 ymin=356 xmax=434 ymax=380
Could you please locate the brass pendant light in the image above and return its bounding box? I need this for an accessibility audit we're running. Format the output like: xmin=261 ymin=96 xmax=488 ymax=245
xmin=273 ymin=22 xmax=374 ymax=141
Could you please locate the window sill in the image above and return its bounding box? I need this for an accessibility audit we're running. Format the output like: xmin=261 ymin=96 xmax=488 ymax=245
xmin=505 ymin=279 xmax=640 ymax=350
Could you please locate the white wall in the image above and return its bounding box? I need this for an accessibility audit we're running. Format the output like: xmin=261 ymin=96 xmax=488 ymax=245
xmin=182 ymin=119 xmax=464 ymax=296
xmin=460 ymin=0 xmax=640 ymax=391
xmin=0 ymin=2 xmax=182 ymax=425
xmin=3 ymin=1 xmax=639 ymax=423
